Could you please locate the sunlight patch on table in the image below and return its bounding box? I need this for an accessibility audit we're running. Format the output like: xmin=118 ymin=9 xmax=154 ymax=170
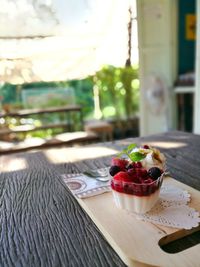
xmin=146 ymin=142 xmax=187 ymax=149
xmin=0 ymin=157 xmax=28 ymax=172
xmin=44 ymin=146 xmax=119 ymax=164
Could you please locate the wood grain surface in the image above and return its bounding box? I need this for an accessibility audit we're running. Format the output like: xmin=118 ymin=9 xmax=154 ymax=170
xmin=0 ymin=131 xmax=200 ymax=267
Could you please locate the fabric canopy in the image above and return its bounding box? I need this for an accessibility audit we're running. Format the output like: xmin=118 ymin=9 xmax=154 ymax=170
xmin=0 ymin=0 xmax=136 ymax=84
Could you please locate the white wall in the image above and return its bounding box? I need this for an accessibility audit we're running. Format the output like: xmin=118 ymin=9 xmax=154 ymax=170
xmin=137 ymin=0 xmax=178 ymax=136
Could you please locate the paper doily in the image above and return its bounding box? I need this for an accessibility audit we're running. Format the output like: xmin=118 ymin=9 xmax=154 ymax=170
xmin=136 ymin=185 xmax=200 ymax=229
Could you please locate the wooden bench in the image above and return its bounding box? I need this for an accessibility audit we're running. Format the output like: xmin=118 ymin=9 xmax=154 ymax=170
xmin=0 ymin=105 xmax=84 ymax=136
xmin=0 ymin=105 xmax=99 ymax=153
xmin=84 ymin=120 xmax=113 ymax=141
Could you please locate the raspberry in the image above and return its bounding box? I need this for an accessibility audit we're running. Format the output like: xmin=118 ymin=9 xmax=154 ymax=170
xmin=142 ymin=177 xmax=154 ymax=184
xmin=111 ymin=158 xmax=129 ymax=170
xmin=132 ymin=177 xmax=141 ymax=184
xmin=148 ymin=167 xmax=162 ymax=180
xmin=127 ymin=168 xmax=136 ymax=176
xmin=113 ymin=171 xmax=132 ymax=182
xmin=133 ymin=162 xmax=142 ymax=168
xmin=128 ymin=172 xmax=138 ymax=183
xmin=134 ymin=167 xmax=147 ymax=178
xmin=140 ymin=169 xmax=148 ymax=178
xmin=109 ymin=165 xmax=120 ymax=176
xmin=135 ymin=168 xmax=142 ymax=177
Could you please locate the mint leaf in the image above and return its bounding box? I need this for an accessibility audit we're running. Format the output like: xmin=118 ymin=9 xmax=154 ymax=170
xmin=129 ymin=152 xmax=146 ymax=162
xmin=117 ymin=143 xmax=147 ymax=162
xmin=117 ymin=151 xmax=126 ymax=157
xmin=127 ymin=143 xmax=136 ymax=152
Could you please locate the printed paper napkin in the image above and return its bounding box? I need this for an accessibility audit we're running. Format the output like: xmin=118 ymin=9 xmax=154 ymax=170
xmin=61 ymin=170 xmax=111 ymax=198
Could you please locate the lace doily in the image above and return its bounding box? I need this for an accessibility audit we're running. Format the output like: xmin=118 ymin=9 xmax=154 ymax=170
xmin=136 ymin=185 xmax=200 ymax=229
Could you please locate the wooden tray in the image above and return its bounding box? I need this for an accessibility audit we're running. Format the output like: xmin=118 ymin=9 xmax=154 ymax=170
xmin=77 ymin=177 xmax=200 ymax=267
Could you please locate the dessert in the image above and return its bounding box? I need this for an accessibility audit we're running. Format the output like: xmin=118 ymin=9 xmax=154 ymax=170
xmin=110 ymin=144 xmax=165 ymax=214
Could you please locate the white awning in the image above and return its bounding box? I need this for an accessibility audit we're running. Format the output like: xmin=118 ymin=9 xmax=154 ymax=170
xmin=0 ymin=0 xmax=136 ymax=84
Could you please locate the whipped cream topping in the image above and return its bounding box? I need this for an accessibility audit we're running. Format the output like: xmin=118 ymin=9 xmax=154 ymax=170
xmin=131 ymin=146 xmax=166 ymax=170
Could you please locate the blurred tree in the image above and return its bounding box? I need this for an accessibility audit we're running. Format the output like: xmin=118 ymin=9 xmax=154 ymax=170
xmin=91 ymin=65 xmax=139 ymax=120
xmin=91 ymin=5 xmax=139 ymax=120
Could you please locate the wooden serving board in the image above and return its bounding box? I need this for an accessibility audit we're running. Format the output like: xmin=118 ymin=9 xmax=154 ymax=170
xmin=77 ymin=177 xmax=200 ymax=267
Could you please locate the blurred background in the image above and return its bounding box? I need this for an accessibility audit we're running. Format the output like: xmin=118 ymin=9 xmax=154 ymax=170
xmin=0 ymin=0 xmax=198 ymax=148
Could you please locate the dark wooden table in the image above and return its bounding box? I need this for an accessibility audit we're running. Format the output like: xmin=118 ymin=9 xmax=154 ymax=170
xmin=0 ymin=131 xmax=200 ymax=267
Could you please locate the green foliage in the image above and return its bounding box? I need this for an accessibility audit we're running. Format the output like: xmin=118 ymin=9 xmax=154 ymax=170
xmin=69 ymin=79 xmax=94 ymax=120
xmin=0 ymin=83 xmax=17 ymax=103
xmin=0 ymin=80 xmax=94 ymax=119
xmin=120 ymin=66 xmax=139 ymax=118
xmin=22 ymin=81 xmax=64 ymax=89
xmin=0 ymin=65 xmax=139 ymax=140
xmin=91 ymin=65 xmax=139 ymax=119
xmin=22 ymin=80 xmax=94 ymax=119
xmin=0 ymin=64 xmax=139 ymax=121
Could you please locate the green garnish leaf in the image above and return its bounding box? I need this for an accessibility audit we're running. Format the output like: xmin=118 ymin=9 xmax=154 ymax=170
xmin=117 ymin=143 xmax=147 ymax=162
xmin=117 ymin=152 xmax=125 ymax=157
xmin=117 ymin=149 xmax=127 ymax=157
xmin=127 ymin=143 xmax=136 ymax=152
xmin=129 ymin=152 xmax=146 ymax=162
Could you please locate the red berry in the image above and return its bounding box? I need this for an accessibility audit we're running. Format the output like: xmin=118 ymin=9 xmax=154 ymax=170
xmin=129 ymin=174 xmax=139 ymax=183
xmin=134 ymin=167 xmax=146 ymax=178
xmin=133 ymin=162 xmax=142 ymax=168
xmin=113 ymin=171 xmax=132 ymax=182
xmin=143 ymin=145 xmax=150 ymax=149
xmin=141 ymin=169 xmax=148 ymax=178
xmin=127 ymin=168 xmax=136 ymax=176
xmin=143 ymin=178 xmax=154 ymax=184
xmin=111 ymin=158 xmax=129 ymax=170
xmin=132 ymin=178 xmax=141 ymax=184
